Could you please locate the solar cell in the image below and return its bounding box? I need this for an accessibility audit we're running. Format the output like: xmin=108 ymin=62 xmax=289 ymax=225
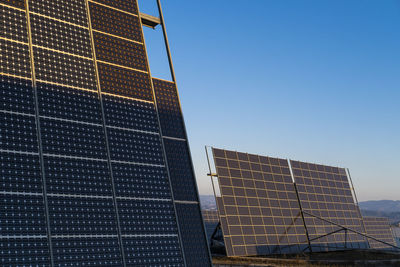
xmin=363 ymin=216 xmax=396 ymax=249
xmin=212 ymin=148 xmax=308 ymax=256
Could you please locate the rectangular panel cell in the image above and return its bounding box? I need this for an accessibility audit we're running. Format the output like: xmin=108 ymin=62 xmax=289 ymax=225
xmin=291 ymin=160 xmax=369 ymax=251
xmin=0 ymin=4 xmax=28 ymax=42
xmin=0 ymin=76 xmax=35 ymax=114
xmin=0 ymin=193 xmax=47 ymax=236
xmin=97 ymin=62 xmax=153 ymax=101
xmin=40 ymin=118 xmax=107 ymax=159
xmin=93 ymin=31 xmax=147 ymax=71
xmin=34 ymin=47 xmax=97 ymax=90
xmin=48 ymin=196 xmax=118 ymax=235
xmin=175 ymin=203 xmax=212 ymax=267
xmin=30 ymin=13 xmax=92 ymax=57
xmin=103 ymin=94 xmax=158 ymax=132
xmin=0 ymin=112 xmax=37 ymax=152
xmin=363 ymin=216 xmax=396 ymax=249
xmin=0 ymin=151 xmax=41 ymax=193
xmin=117 ymin=199 xmax=178 ymax=235
xmin=107 ymin=127 xmax=163 ymax=164
xmin=112 ymin=162 xmax=171 ymax=199
xmin=0 ymin=238 xmax=50 ymax=267
xmin=89 ymin=2 xmax=142 ymax=42
xmin=52 ymin=237 xmax=122 ymax=266
xmin=123 ymin=236 xmax=184 ymax=267
xmin=212 ymin=148 xmax=306 ymax=257
xmin=29 ymin=0 xmax=88 ymax=27
xmin=163 ymin=138 xmax=198 ymax=201
xmin=37 ymin=82 xmax=102 ymax=124
xmin=153 ymin=78 xmax=185 ymax=139
xmin=0 ymin=0 xmax=25 ymax=9
xmin=0 ymin=39 xmax=31 ymax=78
xmin=93 ymin=0 xmax=138 ymax=14
xmin=44 ymin=156 xmax=113 ymax=196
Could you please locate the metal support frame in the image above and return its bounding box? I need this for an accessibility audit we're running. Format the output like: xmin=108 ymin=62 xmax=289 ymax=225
xmin=302 ymin=210 xmax=400 ymax=251
xmin=288 ymin=160 xmax=313 ymax=253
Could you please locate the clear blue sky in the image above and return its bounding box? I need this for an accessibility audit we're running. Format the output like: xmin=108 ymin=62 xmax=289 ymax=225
xmin=139 ymin=0 xmax=400 ymax=201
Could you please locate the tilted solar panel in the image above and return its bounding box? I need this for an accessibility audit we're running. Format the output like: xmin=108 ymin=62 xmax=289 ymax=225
xmin=212 ymin=148 xmax=308 ymax=256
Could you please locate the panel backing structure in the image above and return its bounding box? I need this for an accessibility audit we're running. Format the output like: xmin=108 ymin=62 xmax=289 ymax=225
xmin=290 ymin=160 xmax=369 ymax=251
xmin=211 ymin=148 xmax=308 ymax=256
xmin=363 ymin=217 xmax=396 ymax=249
xmin=0 ymin=0 xmax=211 ymax=266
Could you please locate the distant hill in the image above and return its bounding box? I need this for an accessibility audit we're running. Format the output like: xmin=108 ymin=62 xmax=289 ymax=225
xmin=359 ymin=200 xmax=400 ymax=213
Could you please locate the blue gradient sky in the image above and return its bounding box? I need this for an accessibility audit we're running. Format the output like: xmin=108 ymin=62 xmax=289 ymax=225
xmin=139 ymin=0 xmax=400 ymax=201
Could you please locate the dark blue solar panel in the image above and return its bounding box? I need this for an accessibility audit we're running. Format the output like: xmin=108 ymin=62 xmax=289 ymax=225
xmin=153 ymin=79 xmax=185 ymax=139
xmin=0 ymin=238 xmax=50 ymax=267
xmin=0 ymin=3 xmax=28 ymax=43
xmin=0 ymin=194 xmax=47 ymax=236
xmin=112 ymin=162 xmax=171 ymax=199
xmin=52 ymin=237 xmax=122 ymax=266
xmin=0 ymin=76 xmax=35 ymax=114
xmin=123 ymin=236 xmax=184 ymax=266
xmin=37 ymin=83 xmax=103 ymax=124
xmin=118 ymin=199 xmax=178 ymax=235
xmin=44 ymin=156 xmax=113 ymax=196
xmin=175 ymin=203 xmax=211 ymax=267
xmin=40 ymin=118 xmax=107 ymax=158
xmin=0 ymin=152 xmax=42 ymax=193
xmin=107 ymin=128 xmax=164 ymax=164
xmin=103 ymin=94 xmax=159 ymax=133
xmin=48 ymin=196 xmax=118 ymax=235
xmin=163 ymin=138 xmax=198 ymax=201
xmin=0 ymin=112 xmax=38 ymax=152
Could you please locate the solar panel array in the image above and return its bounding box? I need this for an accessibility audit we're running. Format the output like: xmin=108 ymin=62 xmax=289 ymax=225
xmin=290 ymin=160 xmax=369 ymax=251
xmin=212 ymin=148 xmax=308 ymax=256
xmin=0 ymin=0 xmax=211 ymax=266
xmin=211 ymin=148 xmax=375 ymax=256
xmin=363 ymin=217 xmax=396 ymax=249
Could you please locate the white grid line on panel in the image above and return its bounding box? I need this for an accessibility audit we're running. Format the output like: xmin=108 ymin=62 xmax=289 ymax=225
xmin=162 ymin=136 xmax=186 ymax=142
xmin=106 ymin=125 xmax=159 ymax=136
xmin=0 ymin=149 xmax=39 ymax=156
xmin=52 ymin=234 xmax=118 ymax=239
xmin=40 ymin=115 xmax=103 ymax=128
xmin=0 ymin=235 xmax=47 ymax=239
xmin=0 ymin=109 xmax=36 ymax=117
xmin=0 ymin=191 xmax=42 ymax=196
xmin=116 ymin=196 xmax=172 ymax=202
xmin=47 ymin=193 xmax=113 ymax=199
xmin=43 ymin=153 xmax=108 ymax=162
xmin=111 ymin=159 xmax=164 ymax=168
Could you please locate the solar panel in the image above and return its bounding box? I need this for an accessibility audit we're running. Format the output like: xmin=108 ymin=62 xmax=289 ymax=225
xmin=290 ymin=160 xmax=369 ymax=251
xmin=0 ymin=0 xmax=211 ymax=265
xmin=212 ymin=148 xmax=308 ymax=256
xmin=363 ymin=217 xmax=396 ymax=249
